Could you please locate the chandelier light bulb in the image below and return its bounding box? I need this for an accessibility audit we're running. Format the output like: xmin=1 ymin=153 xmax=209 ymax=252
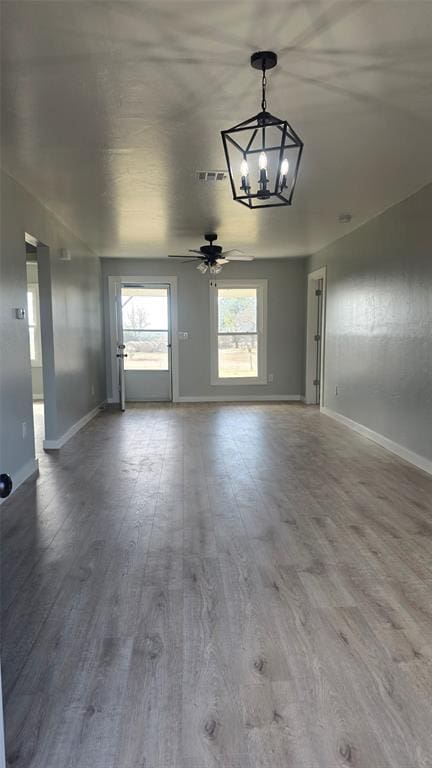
xmin=280 ymin=157 xmax=289 ymax=191
xmin=197 ymin=262 xmax=208 ymax=274
xmin=240 ymin=158 xmax=250 ymax=193
xmin=258 ymin=150 xmax=269 ymax=198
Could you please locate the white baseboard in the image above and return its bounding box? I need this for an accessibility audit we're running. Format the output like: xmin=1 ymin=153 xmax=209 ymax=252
xmin=108 ymin=395 xmax=303 ymax=404
xmin=43 ymin=403 xmax=104 ymax=450
xmin=0 ymin=457 xmax=39 ymax=505
xmin=321 ymin=406 xmax=432 ymax=476
xmin=177 ymin=394 xmax=302 ymax=403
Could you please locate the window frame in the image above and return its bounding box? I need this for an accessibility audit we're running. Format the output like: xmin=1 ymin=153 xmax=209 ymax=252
xmin=209 ymin=279 xmax=268 ymax=386
xmin=27 ymin=282 xmax=42 ymax=366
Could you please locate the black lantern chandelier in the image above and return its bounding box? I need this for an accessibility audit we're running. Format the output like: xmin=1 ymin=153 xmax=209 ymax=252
xmin=221 ymin=51 xmax=303 ymax=209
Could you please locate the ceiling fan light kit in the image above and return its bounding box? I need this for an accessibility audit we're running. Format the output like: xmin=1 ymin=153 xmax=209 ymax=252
xmin=221 ymin=51 xmax=303 ymax=209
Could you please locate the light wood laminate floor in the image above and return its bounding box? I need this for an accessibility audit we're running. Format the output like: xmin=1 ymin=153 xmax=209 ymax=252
xmin=2 ymin=403 xmax=432 ymax=768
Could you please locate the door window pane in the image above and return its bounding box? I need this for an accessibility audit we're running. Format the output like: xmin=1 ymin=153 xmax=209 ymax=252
xmin=122 ymin=287 xmax=168 ymax=330
xmin=123 ymin=330 xmax=168 ymax=371
xmin=27 ymin=291 xmax=35 ymax=325
xmin=121 ymin=286 xmax=169 ymax=371
xmin=124 ymin=331 xmax=168 ymax=370
xmin=28 ymin=327 xmax=36 ymax=361
xmin=218 ymin=334 xmax=257 ymax=378
xmin=218 ymin=287 xmax=257 ymax=333
xmin=26 ymin=286 xmax=40 ymax=364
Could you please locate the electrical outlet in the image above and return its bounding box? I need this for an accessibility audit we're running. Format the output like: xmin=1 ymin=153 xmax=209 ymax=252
xmin=22 ymin=421 xmax=27 ymax=439
xmin=268 ymin=373 xmax=274 ymax=383
xmin=335 ymin=385 xmax=339 ymax=396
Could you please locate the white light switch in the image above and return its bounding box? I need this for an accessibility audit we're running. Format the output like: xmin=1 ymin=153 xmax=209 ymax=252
xmin=178 ymin=331 xmax=189 ymax=340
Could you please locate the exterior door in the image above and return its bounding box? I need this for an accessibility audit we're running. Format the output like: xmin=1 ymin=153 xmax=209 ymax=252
xmin=118 ymin=283 xmax=172 ymax=403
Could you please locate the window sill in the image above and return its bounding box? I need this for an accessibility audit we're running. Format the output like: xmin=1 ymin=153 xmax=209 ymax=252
xmin=211 ymin=377 xmax=267 ymax=386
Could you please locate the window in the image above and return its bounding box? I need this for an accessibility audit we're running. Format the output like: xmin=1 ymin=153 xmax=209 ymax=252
xmin=121 ymin=285 xmax=169 ymax=371
xmin=27 ymin=284 xmax=42 ymax=365
xmin=210 ymin=280 xmax=267 ymax=385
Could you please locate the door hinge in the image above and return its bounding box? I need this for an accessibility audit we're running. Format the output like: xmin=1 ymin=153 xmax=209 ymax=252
xmin=314 ymin=334 xmax=321 ymax=341
xmin=315 ymin=289 xmax=322 ymax=296
xmin=313 ymin=379 xmax=320 ymax=386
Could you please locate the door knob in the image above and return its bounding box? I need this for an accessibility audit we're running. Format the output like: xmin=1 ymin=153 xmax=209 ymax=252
xmin=0 ymin=473 xmax=13 ymax=499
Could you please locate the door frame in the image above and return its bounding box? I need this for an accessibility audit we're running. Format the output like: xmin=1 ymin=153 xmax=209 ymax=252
xmin=108 ymin=275 xmax=179 ymax=403
xmin=305 ymin=266 xmax=327 ymax=407
xmin=25 ymin=233 xmax=57 ymax=450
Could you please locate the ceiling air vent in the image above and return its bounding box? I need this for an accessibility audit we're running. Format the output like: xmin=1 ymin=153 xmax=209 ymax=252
xmin=196 ymin=170 xmax=227 ymax=182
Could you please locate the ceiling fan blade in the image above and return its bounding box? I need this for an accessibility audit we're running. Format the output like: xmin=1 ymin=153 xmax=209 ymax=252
xmin=225 ymin=255 xmax=255 ymax=261
xmin=220 ymin=249 xmax=244 ymax=258
xmin=188 ymin=249 xmax=203 ymax=255
xmin=182 ymin=258 xmax=199 ymax=264
xmin=168 ymin=254 xmax=198 ymax=258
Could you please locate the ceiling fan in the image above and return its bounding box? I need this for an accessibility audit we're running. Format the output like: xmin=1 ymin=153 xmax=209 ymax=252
xmin=168 ymin=233 xmax=254 ymax=274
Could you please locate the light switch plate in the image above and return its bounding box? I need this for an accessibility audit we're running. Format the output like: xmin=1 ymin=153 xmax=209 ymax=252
xmin=178 ymin=331 xmax=189 ymax=340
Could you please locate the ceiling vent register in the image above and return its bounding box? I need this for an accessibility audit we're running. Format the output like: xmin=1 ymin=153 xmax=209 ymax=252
xmin=196 ymin=170 xmax=227 ymax=182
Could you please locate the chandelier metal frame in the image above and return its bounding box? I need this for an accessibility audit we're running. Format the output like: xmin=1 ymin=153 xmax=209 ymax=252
xmin=221 ymin=51 xmax=303 ymax=209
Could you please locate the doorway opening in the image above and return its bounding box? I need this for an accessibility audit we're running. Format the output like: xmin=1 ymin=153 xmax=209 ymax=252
xmin=113 ymin=281 xmax=178 ymax=408
xmin=25 ymin=239 xmax=45 ymax=454
xmin=25 ymin=233 xmax=56 ymax=455
xmin=109 ymin=275 xmax=179 ymax=408
xmin=305 ymin=267 xmax=326 ymax=406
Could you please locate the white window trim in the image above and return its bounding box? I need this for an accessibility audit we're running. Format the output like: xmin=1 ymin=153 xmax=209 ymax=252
xmin=210 ymin=279 xmax=268 ymax=386
xmin=27 ymin=283 xmax=42 ymax=366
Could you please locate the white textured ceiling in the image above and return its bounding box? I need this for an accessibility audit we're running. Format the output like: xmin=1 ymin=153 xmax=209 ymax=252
xmin=1 ymin=1 xmax=432 ymax=258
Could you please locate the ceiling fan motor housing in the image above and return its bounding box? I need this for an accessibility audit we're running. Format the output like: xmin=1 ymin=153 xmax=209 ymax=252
xmin=201 ymin=234 xmax=223 ymax=263
xmin=200 ymin=244 xmax=222 ymax=257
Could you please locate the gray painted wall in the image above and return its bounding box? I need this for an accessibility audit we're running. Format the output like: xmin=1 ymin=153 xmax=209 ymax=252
xmin=101 ymin=258 xmax=307 ymax=400
xmin=0 ymin=170 xmax=105 ymax=484
xmin=309 ymin=183 xmax=432 ymax=462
